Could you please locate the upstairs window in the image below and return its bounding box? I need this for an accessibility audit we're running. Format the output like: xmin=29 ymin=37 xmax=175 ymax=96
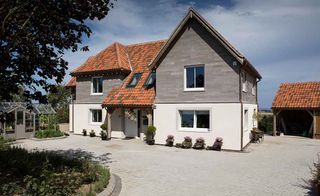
xmin=127 ymin=73 xmax=142 ymax=88
xmin=144 ymin=72 xmax=156 ymax=88
xmin=242 ymin=72 xmax=247 ymax=92
xmin=252 ymin=80 xmax=256 ymax=95
xmin=184 ymin=65 xmax=205 ymax=91
xmin=92 ymin=77 xmax=103 ymax=94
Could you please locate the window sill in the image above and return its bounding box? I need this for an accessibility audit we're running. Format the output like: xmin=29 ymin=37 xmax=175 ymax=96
xmin=91 ymin=93 xmax=103 ymax=96
xmin=184 ymin=88 xmax=205 ymax=92
xmin=178 ymin=128 xmax=210 ymax=133
xmin=90 ymin=122 xmax=103 ymax=125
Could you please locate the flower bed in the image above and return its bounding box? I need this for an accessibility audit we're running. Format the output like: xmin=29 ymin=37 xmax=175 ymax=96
xmin=34 ymin=129 xmax=65 ymax=139
xmin=0 ymin=146 xmax=110 ymax=195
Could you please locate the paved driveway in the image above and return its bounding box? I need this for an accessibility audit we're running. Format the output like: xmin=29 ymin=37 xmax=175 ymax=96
xmin=17 ymin=135 xmax=320 ymax=196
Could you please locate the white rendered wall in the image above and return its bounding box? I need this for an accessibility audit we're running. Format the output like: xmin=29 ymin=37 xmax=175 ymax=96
xmin=71 ymin=104 xmax=107 ymax=136
xmin=111 ymin=109 xmax=125 ymax=138
xmin=125 ymin=109 xmax=138 ymax=137
xmin=242 ymin=104 xmax=258 ymax=148
xmin=154 ymin=103 xmax=242 ymax=151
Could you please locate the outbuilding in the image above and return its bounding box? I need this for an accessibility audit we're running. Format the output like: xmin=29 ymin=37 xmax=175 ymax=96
xmin=272 ymin=82 xmax=320 ymax=138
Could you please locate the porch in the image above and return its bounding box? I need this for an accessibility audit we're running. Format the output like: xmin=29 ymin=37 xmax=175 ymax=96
xmin=106 ymin=107 xmax=153 ymax=139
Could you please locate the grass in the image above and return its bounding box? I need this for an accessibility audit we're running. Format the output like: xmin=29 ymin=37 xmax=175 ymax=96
xmin=34 ymin=129 xmax=64 ymax=138
xmin=0 ymin=145 xmax=110 ymax=195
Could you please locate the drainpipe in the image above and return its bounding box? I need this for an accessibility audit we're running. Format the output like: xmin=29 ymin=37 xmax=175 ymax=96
xmin=239 ymin=65 xmax=244 ymax=151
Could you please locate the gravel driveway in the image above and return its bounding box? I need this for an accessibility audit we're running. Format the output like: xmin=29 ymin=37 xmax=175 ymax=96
xmin=17 ymin=135 xmax=320 ymax=196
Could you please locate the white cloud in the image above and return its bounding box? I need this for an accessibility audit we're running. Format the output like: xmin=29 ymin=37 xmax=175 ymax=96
xmin=63 ymin=0 xmax=320 ymax=108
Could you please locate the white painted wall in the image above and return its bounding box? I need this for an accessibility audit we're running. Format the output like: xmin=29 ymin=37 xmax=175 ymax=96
xmin=111 ymin=109 xmax=125 ymax=138
xmin=242 ymin=104 xmax=258 ymax=147
xmin=154 ymin=103 xmax=242 ymax=151
xmin=125 ymin=109 xmax=138 ymax=137
xmin=70 ymin=104 xmax=107 ymax=136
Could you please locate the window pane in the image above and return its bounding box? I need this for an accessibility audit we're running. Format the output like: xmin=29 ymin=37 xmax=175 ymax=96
xmin=195 ymin=67 xmax=204 ymax=88
xmin=186 ymin=67 xmax=194 ymax=88
xmin=127 ymin=73 xmax=142 ymax=88
xmin=98 ymin=78 xmax=103 ymax=93
xmin=145 ymin=72 xmax=156 ymax=87
xmin=17 ymin=111 xmax=24 ymax=125
xmin=92 ymin=110 xmax=102 ymax=122
xmin=196 ymin=111 xmax=209 ymax=128
xmin=180 ymin=111 xmax=194 ymax=128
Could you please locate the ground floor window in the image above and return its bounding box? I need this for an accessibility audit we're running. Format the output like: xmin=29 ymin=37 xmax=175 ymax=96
xmin=179 ymin=110 xmax=210 ymax=131
xmin=244 ymin=109 xmax=249 ymax=131
xmin=91 ymin=109 xmax=102 ymax=123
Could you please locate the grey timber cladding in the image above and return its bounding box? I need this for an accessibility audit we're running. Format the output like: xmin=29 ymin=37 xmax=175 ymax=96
xmin=76 ymin=75 xmax=124 ymax=103
xmin=241 ymin=70 xmax=257 ymax=104
xmin=155 ymin=18 xmax=241 ymax=103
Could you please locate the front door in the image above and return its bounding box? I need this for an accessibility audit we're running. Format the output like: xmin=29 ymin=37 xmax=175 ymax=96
xmin=15 ymin=110 xmax=25 ymax=139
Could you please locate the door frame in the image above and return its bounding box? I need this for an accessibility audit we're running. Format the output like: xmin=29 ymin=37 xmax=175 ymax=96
xmin=15 ymin=109 xmax=25 ymax=139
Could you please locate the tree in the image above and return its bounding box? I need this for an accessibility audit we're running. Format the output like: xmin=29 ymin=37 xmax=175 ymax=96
xmin=0 ymin=0 xmax=114 ymax=103
xmin=48 ymin=85 xmax=71 ymax=123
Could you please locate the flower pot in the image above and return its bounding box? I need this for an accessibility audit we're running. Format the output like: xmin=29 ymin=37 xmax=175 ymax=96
xmin=146 ymin=139 xmax=155 ymax=145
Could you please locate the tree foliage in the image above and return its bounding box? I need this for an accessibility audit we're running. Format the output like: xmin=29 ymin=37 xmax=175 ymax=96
xmin=0 ymin=0 xmax=114 ymax=102
xmin=48 ymin=85 xmax=71 ymax=123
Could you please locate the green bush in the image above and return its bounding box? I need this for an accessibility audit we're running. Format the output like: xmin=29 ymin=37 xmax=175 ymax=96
xmin=309 ymin=156 xmax=320 ymax=194
xmin=35 ymin=129 xmax=64 ymax=138
xmin=100 ymin=124 xmax=107 ymax=131
xmin=0 ymin=147 xmax=110 ymax=195
xmin=145 ymin=125 xmax=156 ymax=139
xmin=258 ymin=115 xmax=273 ymax=135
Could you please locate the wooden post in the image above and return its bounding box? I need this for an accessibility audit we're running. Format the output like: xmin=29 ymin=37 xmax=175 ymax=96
xmin=273 ymin=110 xmax=277 ymax=136
xmin=107 ymin=111 xmax=112 ymax=139
xmin=313 ymin=110 xmax=316 ymax=139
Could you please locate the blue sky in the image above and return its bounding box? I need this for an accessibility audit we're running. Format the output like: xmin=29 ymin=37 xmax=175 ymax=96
xmin=63 ymin=0 xmax=320 ymax=109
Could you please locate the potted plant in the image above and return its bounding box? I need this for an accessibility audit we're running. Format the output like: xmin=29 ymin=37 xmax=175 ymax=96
xmin=82 ymin=129 xmax=87 ymax=136
xmin=165 ymin=135 xmax=174 ymax=147
xmin=212 ymin=137 xmax=223 ymax=151
xmin=89 ymin=130 xmax=95 ymax=137
xmin=193 ymin=137 xmax=205 ymax=150
xmin=100 ymin=124 xmax=108 ymax=140
xmin=175 ymin=143 xmax=182 ymax=148
xmin=100 ymin=131 xmax=107 ymax=140
xmin=181 ymin=136 xmax=192 ymax=149
xmin=145 ymin=125 xmax=156 ymax=145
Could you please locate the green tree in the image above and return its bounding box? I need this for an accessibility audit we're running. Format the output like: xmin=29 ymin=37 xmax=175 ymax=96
xmin=48 ymin=85 xmax=71 ymax=123
xmin=0 ymin=0 xmax=114 ymax=103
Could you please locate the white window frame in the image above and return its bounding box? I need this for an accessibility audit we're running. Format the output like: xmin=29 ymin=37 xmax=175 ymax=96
xmin=177 ymin=109 xmax=211 ymax=132
xmin=252 ymin=80 xmax=256 ymax=95
xmin=91 ymin=77 xmax=103 ymax=95
xmin=242 ymin=72 xmax=247 ymax=92
xmin=90 ymin=109 xmax=103 ymax=124
xmin=184 ymin=65 xmax=205 ymax=92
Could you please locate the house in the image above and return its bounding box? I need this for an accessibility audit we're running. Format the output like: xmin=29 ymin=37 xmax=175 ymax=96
xmin=67 ymin=8 xmax=261 ymax=151
xmin=272 ymin=82 xmax=320 ymax=138
xmin=0 ymin=102 xmax=56 ymax=139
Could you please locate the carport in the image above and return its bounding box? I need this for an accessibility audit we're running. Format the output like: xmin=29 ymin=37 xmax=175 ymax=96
xmin=272 ymin=82 xmax=320 ymax=139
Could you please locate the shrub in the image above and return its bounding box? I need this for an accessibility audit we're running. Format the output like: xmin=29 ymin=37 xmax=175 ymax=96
xmin=34 ymin=129 xmax=64 ymax=139
xmin=181 ymin=136 xmax=192 ymax=149
xmin=165 ymin=135 xmax=174 ymax=147
xmin=309 ymin=155 xmax=320 ymax=194
xmin=0 ymin=147 xmax=110 ymax=195
xmin=89 ymin=130 xmax=96 ymax=137
xmin=193 ymin=137 xmax=205 ymax=150
xmin=100 ymin=124 xmax=107 ymax=131
xmin=258 ymin=115 xmax=273 ymax=135
xmin=145 ymin=125 xmax=156 ymax=145
xmin=175 ymin=143 xmax=182 ymax=148
xmin=82 ymin=129 xmax=87 ymax=136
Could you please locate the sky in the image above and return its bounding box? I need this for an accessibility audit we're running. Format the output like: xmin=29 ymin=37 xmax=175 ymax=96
xmin=63 ymin=0 xmax=320 ymax=109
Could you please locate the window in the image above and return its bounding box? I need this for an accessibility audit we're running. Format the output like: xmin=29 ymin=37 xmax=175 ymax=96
xmin=180 ymin=110 xmax=209 ymax=131
xmin=127 ymin=73 xmax=142 ymax=88
xmin=242 ymin=72 xmax=247 ymax=92
xmin=91 ymin=109 xmax=102 ymax=123
xmin=17 ymin=111 xmax=24 ymax=125
xmin=92 ymin=77 xmax=103 ymax=94
xmin=25 ymin=112 xmax=34 ymax=132
xmin=244 ymin=109 xmax=248 ymax=131
xmin=252 ymin=80 xmax=256 ymax=95
xmin=144 ymin=72 xmax=156 ymax=87
xmin=184 ymin=65 xmax=204 ymax=90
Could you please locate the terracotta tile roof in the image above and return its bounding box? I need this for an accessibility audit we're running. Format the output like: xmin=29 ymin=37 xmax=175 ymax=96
xmin=71 ymin=40 xmax=166 ymax=76
xmin=101 ymin=40 xmax=166 ymax=107
xmin=66 ymin=77 xmax=76 ymax=87
xmin=272 ymin=82 xmax=320 ymax=109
